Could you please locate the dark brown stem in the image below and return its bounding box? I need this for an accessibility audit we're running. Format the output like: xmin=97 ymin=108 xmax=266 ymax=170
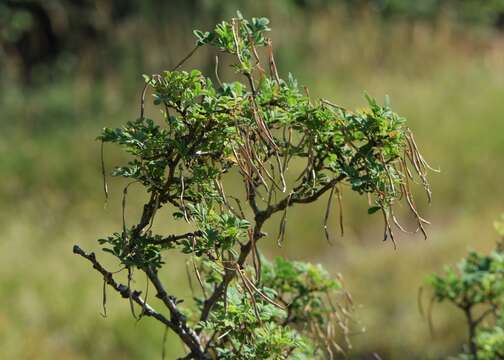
xmin=265 ymin=173 xmax=346 ymax=218
xmin=145 ymin=267 xmax=209 ymax=359
xmin=245 ymin=72 xmax=257 ymax=96
xmin=172 ymin=45 xmax=200 ymax=71
xmin=150 ymin=231 xmax=203 ymax=247
xmin=463 ymin=305 xmax=478 ymax=359
xmin=73 ymin=245 xmax=209 ymax=359
xmin=73 ymin=245 xmax=173 ymax=329
xmin=474 ymin=304 xmax=498 ymax=326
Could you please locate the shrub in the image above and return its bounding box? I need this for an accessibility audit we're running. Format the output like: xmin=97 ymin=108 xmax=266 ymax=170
xmin=74 ymin=12 xmax=433 ymax=359
xmin=427 ymin=215 xmax=504 ymax=359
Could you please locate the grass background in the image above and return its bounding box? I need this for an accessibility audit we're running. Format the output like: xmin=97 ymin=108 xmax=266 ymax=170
xmin=1 ymin=2 xmax=504 ymax=359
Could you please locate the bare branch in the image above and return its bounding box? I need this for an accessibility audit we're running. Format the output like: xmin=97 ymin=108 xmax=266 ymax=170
xmin=73 ymin=245 xmax=173 ymax=328
xmin=145 ymin=267 xmax=208 ymax=359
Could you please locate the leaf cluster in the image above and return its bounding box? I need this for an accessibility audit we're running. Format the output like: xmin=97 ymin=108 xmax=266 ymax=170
xmin=196 ymin=257 xmax=352 ymax=359
xmin=430 ymin=251 xmax=504 ymax=307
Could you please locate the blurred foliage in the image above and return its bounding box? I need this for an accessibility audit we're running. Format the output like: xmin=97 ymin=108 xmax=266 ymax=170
xmin=373 ymin=0 xmax=504 ymax=24
xmin=428 ymin=218 xmax=504 ymax=359
xmin=2 ymin=0 xmax=504 ymax=83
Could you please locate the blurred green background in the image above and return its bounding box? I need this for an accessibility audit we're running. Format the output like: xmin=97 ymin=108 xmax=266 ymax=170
xmin=1 ymin=1 xmax=504 ymax=359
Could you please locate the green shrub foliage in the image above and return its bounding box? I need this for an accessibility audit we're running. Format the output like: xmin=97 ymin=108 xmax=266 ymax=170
xmin=427 ymin=215 xmax=504 ymax=360
xmin=75 ymin=13 xmax=433 ymax=359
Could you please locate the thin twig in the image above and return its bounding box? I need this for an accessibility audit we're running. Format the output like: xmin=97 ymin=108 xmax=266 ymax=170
xmin=172 ymin=46 xmax=200 ymax=71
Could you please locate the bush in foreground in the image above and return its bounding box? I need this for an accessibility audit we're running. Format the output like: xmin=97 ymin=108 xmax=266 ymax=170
xmin=74 ymin=13 xmax=433 ymax=359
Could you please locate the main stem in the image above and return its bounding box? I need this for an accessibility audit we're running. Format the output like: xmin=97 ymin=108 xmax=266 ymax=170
xmin=464 ymin=305 xmax=478 ymax=359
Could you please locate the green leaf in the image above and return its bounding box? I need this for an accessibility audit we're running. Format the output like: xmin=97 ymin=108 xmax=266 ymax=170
xmin=368 ymin=206 xmax=381 ymax=214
